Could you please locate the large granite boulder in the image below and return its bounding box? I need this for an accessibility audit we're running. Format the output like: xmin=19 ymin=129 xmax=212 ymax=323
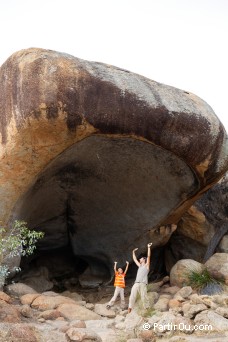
xmin=0 ymin=48 xmax=228 ymax=280
xmin=169 ymin=259 xmax=203 ymax=287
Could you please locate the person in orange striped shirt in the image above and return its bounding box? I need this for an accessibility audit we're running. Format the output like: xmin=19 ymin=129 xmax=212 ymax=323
xmin=106 ymin=260 xmax=129 ymax=309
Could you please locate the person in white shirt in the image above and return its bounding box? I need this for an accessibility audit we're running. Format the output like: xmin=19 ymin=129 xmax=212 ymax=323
xmin=128 ymin=242 xmax=152 ymax=313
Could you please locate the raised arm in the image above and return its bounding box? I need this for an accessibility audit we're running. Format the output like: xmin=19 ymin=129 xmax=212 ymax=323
xmin=114 ymin=261 xmax=117 ymax=272
xmin=146 ymin=242 xmax=152 ymax=269
xmin=132 ymin=248 xmax=140 ymax=267
xmin=124 ymin=261 xmax=129 ymax=274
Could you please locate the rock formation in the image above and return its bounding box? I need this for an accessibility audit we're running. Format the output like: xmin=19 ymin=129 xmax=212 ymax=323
xmin=167 ymin=174 xmax=228 ymax=270
xmin=0 ymin=48 xmax=228 ymax=283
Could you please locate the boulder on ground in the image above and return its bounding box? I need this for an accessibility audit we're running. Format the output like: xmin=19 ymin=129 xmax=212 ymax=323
xmin=94 ymin=304 xmax=116 ymax=318
xmin=19 ymin=266 xmax=53 ymax=292
xmin=0 ymin=300 xmax=21 ymax=323
xmin=19 ymin=304 xmax=34 ymax=318
xmin=174 ymin=286 xmax=193 ymax=298
xmin=205 ymin=253 xmax=228 ymax=285
xmin=66 ymin=327 xmax=102 ymax=341
xmin=170 ymin=259 xmax=203 ymax=287
xmin=58 ymin=303 xmax=101 ymax=321
xmin=194 ymin=309 xmax=228 ymax=331
xmin=20 ymin=293 xmax=40 ymax=305
xmin=6 ymin=283 xmax=37 ymax=297
xmin=0 ymin=323 xmax=39 ymax=342
xmin=0 ymin=291 xmax=11 ymax=303
xmin=218 ymin=235 xmax=228 ymax=253
xmin=38 ymin=309 xmax=62 ymax=320
xmin=182 ymin=303 xmax=208 ymax=318
xmin=153 ymin=297 xmax=169 ymax=312
xmin=31 ymin=294 xmax=77 ymax=311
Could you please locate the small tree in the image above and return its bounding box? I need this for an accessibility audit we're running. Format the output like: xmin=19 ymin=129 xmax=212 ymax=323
xmin=0 ymin=220 xmax=44 ymax=287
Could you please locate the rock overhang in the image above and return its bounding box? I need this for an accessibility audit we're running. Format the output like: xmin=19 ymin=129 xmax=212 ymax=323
xmin=16 ymin=136 xmax=197 ymax=266
xmin=0 ymin=48 xmax=228 ymax=278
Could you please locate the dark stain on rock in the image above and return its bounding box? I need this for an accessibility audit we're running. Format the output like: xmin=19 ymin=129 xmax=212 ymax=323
xmin=46 ymin=104 xmax=58 ymax=119
xmin=32 ymin=109 xmax=42 ymax=120
xmin=204 ymin=125 xmax=226 ymax=182
xmin=66 ymin=197 xmax=77 ymax=236
xmin=56 ymin=74 xmax=83 ymax=131
xmin=82 ymin=75 xmax=215 ymax=174
xmin=56 ymin=164 xmax=104 ymax=184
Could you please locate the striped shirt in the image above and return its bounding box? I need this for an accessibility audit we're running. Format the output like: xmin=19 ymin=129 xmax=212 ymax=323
xmin=114 ymin=271 xmax=126 ymax=288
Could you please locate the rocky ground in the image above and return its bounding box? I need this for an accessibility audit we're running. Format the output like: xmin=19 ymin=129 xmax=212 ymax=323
xmin=0 ymin=276 xmax=227 ymax=342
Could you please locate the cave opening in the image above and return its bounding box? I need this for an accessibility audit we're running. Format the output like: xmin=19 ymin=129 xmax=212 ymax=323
xmin=12 ymin=135 xmax=197 ymax=290
xmin=18 ymin=245 xmax=89 ymax=292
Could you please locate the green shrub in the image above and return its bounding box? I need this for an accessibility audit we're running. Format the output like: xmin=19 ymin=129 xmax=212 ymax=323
xmin=187 ymin=268 xmax=224 ymax=294
xmin=0 ymin=220 xmax=44 ymax=286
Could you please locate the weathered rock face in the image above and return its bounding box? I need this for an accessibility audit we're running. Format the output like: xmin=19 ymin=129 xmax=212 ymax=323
xmin=167 ymin=174 xmax=228 ymax=269
xmin=0 ymin=48 xmax=228 ymax=282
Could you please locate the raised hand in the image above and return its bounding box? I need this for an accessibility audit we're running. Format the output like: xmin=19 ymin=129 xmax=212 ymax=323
xmin=171 ymin=224 xmax=177 ymax=233
xmin=147 ymin=242 xmax=152 ymax=248
xmin=133 ymin=248 xmax=138 ymax=252
xmin=156 ymin=224 xmax=177 ymax=236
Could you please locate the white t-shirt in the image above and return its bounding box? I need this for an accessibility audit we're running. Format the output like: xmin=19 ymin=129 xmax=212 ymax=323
xmin=135 ymin=264 xmax=149 ymax=284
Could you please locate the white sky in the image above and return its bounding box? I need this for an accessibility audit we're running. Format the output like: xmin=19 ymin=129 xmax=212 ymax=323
xmin=1 ymin=0 xmax=228 ymax=131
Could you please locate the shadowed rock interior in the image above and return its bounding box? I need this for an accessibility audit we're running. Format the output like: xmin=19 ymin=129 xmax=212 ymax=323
xmin=15 ymin=135 xmax=198 ymax=285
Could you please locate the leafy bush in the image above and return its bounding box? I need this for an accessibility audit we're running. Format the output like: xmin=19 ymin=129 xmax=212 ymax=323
xmin=0 ymin=265 xmax=10 ymax=280
xmin=187 ymin=268 xmax=224 ymax=295
xmin=0 ymin=220 xmax=44 ymax=286
xmin=0 ymin=220 xmax=44 ymax=258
